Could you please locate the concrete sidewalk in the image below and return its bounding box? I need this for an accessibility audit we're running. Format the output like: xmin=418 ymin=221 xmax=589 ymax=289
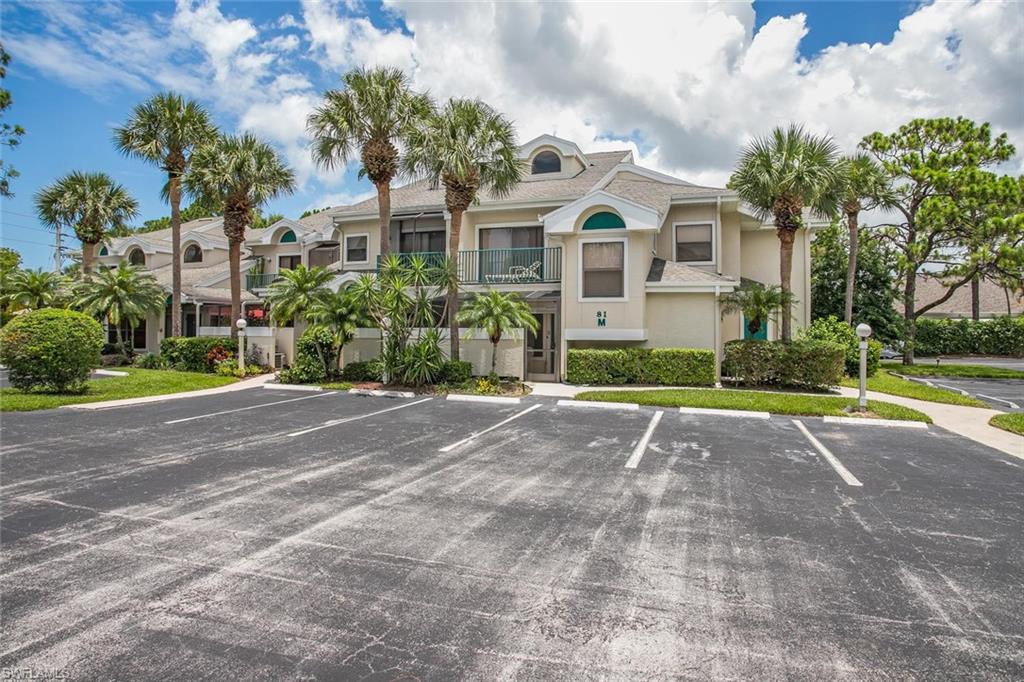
xmin=63 ymin=373 xmax=274 ymax=410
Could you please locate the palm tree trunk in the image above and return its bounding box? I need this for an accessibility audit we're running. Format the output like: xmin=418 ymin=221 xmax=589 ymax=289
xmin=491 ymin=341 xmax=498 ymax=375
xmin=844 ymin=210 xmax=859 ymax=324
xmin=377 ymin=181 xmax=392 ymax=256
xmin=447 ymin=208 xmax=463 ymax=360
xmin=229 ymin=239 xmax=241 ymax=341
xmin=169 ymin=172 xmax=183 ymax=337
xmin=115 ymin=318 xmax=125 ymax=349
xmin=81 ymin=242 xmax=95 ymax=278
xmin=778 ymin=227 xmax=796 ymax=341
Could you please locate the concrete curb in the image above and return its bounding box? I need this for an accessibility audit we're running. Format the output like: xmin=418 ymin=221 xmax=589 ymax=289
xmin=823 ymin=415 xmax=929 ymax=429
xmin=93 ymin=369 xmax=129 ymax=377
xmin=62 ymin=373 xmax=273 ymax=410
xmin=678 ymin=406 xmax=771 ymax=419
xmin=446 ymin=394 xmax=521 ymax=405
xmin=262 ymin=383 xmax=322 ymax=392
xmin=557 ymin=399 xmax=639 ymax=411
xmin=349 ymin=388 xmax=416 ymax=399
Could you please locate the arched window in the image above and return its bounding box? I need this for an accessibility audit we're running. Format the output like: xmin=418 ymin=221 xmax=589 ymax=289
xmin=582 ymin=211 xmax=626 ymax=230
xmin=278 ymin=229 xmax=297 ymax=243
xmin=127 ymin=248 xmax=146 ymax=266
xmin=531 ymin=151 xmax=561 ymax=175
xmin=183 ymin=243 xmax=203 ymax=263
xmin=98 ymin=246 xmax=108 ymax=256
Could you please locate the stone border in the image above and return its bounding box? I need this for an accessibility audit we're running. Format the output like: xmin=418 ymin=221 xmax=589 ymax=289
xmin=823 ymin=415 xmax=929 ymax=429
xmin=349 ymin=388 xmax=417 ymax=399
xmin=556 ymin=399 xmax=639 ymax=411
xmin=262 ymin=383 xmax=322 ymax=392
xmin=446 ymin=394 xmax=522 ymax=405
xmin=678 ymin=406 xmax=770 ymax=419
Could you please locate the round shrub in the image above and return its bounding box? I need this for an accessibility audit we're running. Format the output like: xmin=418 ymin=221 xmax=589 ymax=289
xmin=280 ymin=326 xmax=336 ymax=384
xmin=0 ymin=308 xmax=103 ymax=393
xmin=800 ymin=316 xmax=880 ymax=377
xmin=340 ymin=359 xmax=383 ymax=382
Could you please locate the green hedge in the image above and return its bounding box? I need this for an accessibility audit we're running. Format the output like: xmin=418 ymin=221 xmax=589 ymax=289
xmin=439 ymin=360 xmax=473 ymax=384
xmin=0 ymin=308 xmax=104 ymax=393
xmin=340 ymin=359 xmax=383 ymax=382
xmin=723 ymin=339 xmax=845 ymax=390
xmin=566 ymin=348 xmax=715 ymax=386
xmin=802 ymin=316 xmax=881 ymax=377
xmin=160 ymin=336 xmax=238 ymax=373
xmin=915 ymin=316 xmax=1024 ymax=357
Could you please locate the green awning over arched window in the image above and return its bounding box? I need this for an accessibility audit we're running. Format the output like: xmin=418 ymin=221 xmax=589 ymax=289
xmin=582 ymin=211 xmax=625 ymax=230
xmin=279 ymin=229 xmax=297 ymax=243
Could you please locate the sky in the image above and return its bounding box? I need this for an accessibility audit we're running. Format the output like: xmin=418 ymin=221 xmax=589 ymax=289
xmin=1 ymin=0 xmax=1022 ymax=269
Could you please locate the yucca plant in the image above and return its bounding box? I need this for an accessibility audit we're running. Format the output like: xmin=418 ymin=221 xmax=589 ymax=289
xmin=399 ymin=328 xmax=444 ymax=386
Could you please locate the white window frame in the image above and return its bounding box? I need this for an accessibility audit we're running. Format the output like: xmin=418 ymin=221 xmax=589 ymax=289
xmin=672 ymin=220 xmax=716 ymax=266
xmin=474 ymin=221 xmax=546 ymax=250
xmin=182 ymin=242 xmax=204 ymax=264
xmin=578 ymin=236 xmax=628 ymax=303
xmin=276 ymin=252 xmax=302 ymax=271
xmin=343 ymin=232 xmax=370 ymax=265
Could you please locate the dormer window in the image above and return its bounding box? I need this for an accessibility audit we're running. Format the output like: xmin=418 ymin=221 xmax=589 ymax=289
xmin=127 ymin=248 xmax=145 ymax=266
xmin=531 ymin=151 xmax=561 ymax=175
xmin=98 ymin=246 xmax=108 ymax=256
xmin=278 ymin=229 xmax=297 ymax=243
xmin=183 ymin=244 xmax=203 ymax=263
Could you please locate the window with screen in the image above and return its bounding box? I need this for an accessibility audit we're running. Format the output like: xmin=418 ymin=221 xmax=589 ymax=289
xmin=183 ymin=244 xmax=203 ymax=263
xmin=128 ymin=248 xmax=145 ymax=266
xmin=582 ymin=241 xmax=625 ymax=298
xmin=675 ymin=223 xmax=713 ymax=262
xmin=278 ymin=255 xmax=301 ymax=271
xmin=345 ymin=234 xmax=368 ymax=263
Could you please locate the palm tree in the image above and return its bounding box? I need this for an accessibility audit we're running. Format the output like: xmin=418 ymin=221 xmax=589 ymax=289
xmin=307 ymin=67 xmax=432 ymax=256
xmin=114 ymin=93 xmax=217 ymax=337
xmin=74 ymin=262 xmax=165 ymax=350
xmin=404 ymin=98 xmax=523 ymax=358
xmin=5 ymin=268 xmax=65 ymax=310
xmin=457 ymin=290 xmax=538 ymax=375
xmin=836 ymin=154 xmax=895 ymax=324
xmin=308 ymin=285 xmax=367 ymax=369
xmin=264 ymin=264 xmax=333 ymax=325
xmin=184 ymin=133 xmax=295 ymax=339
xmin=720 ymin=282 xmax=795 ymax=338
xmin=34 ymin=172 xmax=139 ymax=277
xmin=728 ymin=124 xmax=840 ymax=340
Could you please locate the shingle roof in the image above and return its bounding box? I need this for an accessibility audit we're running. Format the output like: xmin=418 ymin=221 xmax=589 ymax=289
xmin=144 ymin=259 xmax=259 ymax=303
xmin=647 ymin=258 xmax=736 ymax=284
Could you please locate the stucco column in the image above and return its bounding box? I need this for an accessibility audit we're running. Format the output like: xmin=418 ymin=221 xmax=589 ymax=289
xmin=194 ymin=302 xmax=202 ymax=337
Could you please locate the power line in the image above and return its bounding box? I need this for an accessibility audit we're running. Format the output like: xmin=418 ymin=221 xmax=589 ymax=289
xmin=0 ymin=235 xmax=59 ymax=248
xmin=0 ymin=210 xmax=42 ymax=220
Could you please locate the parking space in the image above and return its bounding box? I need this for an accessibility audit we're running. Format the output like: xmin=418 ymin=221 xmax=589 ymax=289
xmin=2 ymin=389 xmax=1022 ymax=679
xmin=917 ymin=376 xmax=1022 ymax=411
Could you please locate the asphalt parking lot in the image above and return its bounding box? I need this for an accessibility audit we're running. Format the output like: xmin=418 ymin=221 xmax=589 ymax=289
xmin=919 ymin=377 xmax=1023 ymax=412
xmin=2 ymin=388 xmax=1023 ymax=680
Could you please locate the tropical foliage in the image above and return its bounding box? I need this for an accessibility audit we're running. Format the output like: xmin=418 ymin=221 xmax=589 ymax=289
xmin=403 ymin=98 xmax=522 ymax=358
xmin=34 ymin=172 xmax=139 ymax=275
xmin=184 ymin=133 xmax=295 ymax=338
xmin=457 ymin=290 xmax=538 ymax=374
xmin=0 ymin=42 xmax=25 ymax=198
xmin=719 ymin=281 xmax=794 ymax=338
xmin=3 ymin=268 xmax=66 ymax=311
xmin=264 ymin=264 xmax=334 ymax=325
xmin=0 ymin=308 xmax=103 ymax=393
xmin=307 ymin=285 xmax=367 ymax=369
xmin=308 ymin=67 xmax=431 ymax=256
xmin=73 ymin=262 xmax=165 ymax=350
xmin=728 ymin=124 xmax=841 ymax=340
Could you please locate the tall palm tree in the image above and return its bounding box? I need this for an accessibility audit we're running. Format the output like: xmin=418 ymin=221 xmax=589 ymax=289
xmin=184 ymin=133 xmax=295 ymax=339
xmin=404 ymin=98 xmax=522 ymax=358
xmin=836 ymin=154 xmax=895 ymax=324
xmin=74 ymin=262 xmax=165 ymax=350
xmin=307 ymin=67 xmax=432 ymax=256
xmin=114 ymin=93 xmax=216 ymax=337
xmin=720 ymin=281 xmax=795 ymax=338
xmin=5 ymin=268 xmax=65 ymax=310
xmin=308 ymin=285 xmax=367 ymax=369
xmin=457 ymin=289 xmax=538 ymax=375
xmin=34 ymin=172 xmax=138 ymax=277
xmin=728 ymin=124 xmax=841 ymax=340
xmin=264 ymin=264 xmax=333 ymax=325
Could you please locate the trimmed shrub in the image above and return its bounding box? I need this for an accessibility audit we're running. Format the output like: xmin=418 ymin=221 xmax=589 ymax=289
xmin=439 ymin=359 xmax=473 ymax=384
xmin=280 ymin=327 xmax=336 ymax=384
xmin=724 ymin=339 xmax=845 ymax=390
xmin=723 ymin=340 xmax=783 ymax=385
xmin=133 ymin=352 xmax=167 ymax=369
xmin=160 ymin=336 xmax=238 ymax=373
xmin=915 ymin=316 xmax=1024 ymax=357
xmin=566 ymin=348 xmax=715 ymax=386
xmin=340 ymin=359 xmax=383 ymax=382
xmin=0 ymin=308 xmax=103 ymax=393
xmin=801 ymin=316 xmax=881 ymax=377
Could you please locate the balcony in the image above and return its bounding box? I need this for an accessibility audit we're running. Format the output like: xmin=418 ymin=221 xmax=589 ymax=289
xmin=245 ymin=272 xmax=280 ymax=290
xmin=376 ymin=247 xmax=562 ymax=285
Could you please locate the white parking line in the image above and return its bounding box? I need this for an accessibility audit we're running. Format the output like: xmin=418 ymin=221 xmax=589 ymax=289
xmin=439 ymin=404 xmax=542 ymax=453
xmin=977 ymin=394 xmax=1020 ymax=409
xmin=288 ymin=398 xmax=433 ymax=437
xmin=793 ymin=419 xmax=863 ymax=487
xmin=164 ymin=391 xmax=336 ymax=424
xmin=625 ymin=410 xmax=663 ymax=469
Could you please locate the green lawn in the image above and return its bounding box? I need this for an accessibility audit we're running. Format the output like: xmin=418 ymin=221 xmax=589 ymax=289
xmin=576 ymin=388 xmax=932 ymax=422
xmin=882 ymin=361 xmax=1024 ymax=379
xmin=320 ymin=381 xmax=354 ymax=391
xmin=841 ymin=372 xmax=987 ymax=407
xmin=0 ymin=368 xmax=237 ymax=411
xmin=989 ymin=413 xmax=1024 ymax=436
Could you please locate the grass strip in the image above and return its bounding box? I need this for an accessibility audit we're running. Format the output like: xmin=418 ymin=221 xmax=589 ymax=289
xmin=576 ymin=388 xmax=932 ymax=422
xmin=989 ymin=413 xmax=1024 ymax=436
xmin=841 ymin=372 xmax=987 ymax=407
xmin=882 ymin=362 xmax=1024 ymax=379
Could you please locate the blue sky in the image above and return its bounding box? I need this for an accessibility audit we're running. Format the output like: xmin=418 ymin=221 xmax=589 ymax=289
xmin=2 ymin=0 xmax=1020 ymax=269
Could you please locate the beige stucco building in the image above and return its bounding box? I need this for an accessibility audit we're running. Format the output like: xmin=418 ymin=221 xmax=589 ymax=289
xmin=99 ymin=134 xmax=815 ymax=382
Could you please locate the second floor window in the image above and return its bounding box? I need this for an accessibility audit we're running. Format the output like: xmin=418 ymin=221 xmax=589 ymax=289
xmin=345 ymin=234 xmax=369 ymax=263
xmin=128 ymin=248 xmax=145 ymax=266
xmin=582 ymin=241 xmax=624 ymax=299
xmin=183 ymin=244 xmax=203 ymax=263
xmin=278 ymin=255 xmax=301 ymax=271
xmin=531 ymin=151 xmax=561 ymax=175
xmin=675 ymin=223 xmax=713 ymax=263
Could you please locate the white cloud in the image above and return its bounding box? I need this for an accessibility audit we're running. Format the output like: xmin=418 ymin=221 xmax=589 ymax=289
xmin=267 ymin=33 xmax=301 ymax=52
xmin=305 ymin=188 xmax=375 ymax=213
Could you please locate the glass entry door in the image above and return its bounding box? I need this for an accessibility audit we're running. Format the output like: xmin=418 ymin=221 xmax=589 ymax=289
xmin=525 ymin=312 xmax=558 ymax=381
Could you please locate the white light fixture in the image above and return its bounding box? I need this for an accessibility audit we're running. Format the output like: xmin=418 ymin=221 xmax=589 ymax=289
xmin=236 ymin=317 xmax=248 ymax=330
xmin=855 ymin=323 xmax=872 ymax=411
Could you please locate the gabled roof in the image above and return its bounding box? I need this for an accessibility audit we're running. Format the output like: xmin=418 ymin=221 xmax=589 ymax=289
xmin=245 ymin=218 xmax=318 ymax=246
xmin=518 ymin=134 xmax=590 ymax=166
xmin=544 ymin=189 xmax=662 ymax=234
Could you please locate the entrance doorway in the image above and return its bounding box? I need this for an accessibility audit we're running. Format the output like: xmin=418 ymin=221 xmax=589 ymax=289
xmin=526 ymin=312 xmax=558 ymax=381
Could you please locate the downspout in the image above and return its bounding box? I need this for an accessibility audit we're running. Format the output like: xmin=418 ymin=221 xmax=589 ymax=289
xmin=715 ymin=195 xmax=722 ymax=276
xmin=714 ymin=284 xmax=722 ymax=387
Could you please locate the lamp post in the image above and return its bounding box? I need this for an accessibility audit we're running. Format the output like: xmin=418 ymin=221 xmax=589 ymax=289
xmin=856 ymin=322 xmax=872 ymax=412
xmin=236 ymin=317 xmax=247 ymax=372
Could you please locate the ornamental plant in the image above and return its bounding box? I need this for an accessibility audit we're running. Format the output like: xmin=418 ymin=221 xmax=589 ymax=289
xmin=0 ymin=308 xmax=103 ymax=393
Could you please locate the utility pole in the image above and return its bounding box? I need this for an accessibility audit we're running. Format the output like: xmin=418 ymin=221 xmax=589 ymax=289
xmin=53 ymin=223 xmax=63 ymax=273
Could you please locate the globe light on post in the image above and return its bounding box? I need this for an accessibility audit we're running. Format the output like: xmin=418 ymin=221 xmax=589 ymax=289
xmin=856 ymin=323 xmax=872 ymax=412
xmin=236 ymin=317 xmax=248 ymax=372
